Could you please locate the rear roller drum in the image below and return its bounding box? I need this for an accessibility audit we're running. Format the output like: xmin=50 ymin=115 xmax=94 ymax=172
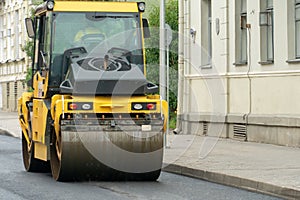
xmin=22 ymin=132 xmax=50 ymax=172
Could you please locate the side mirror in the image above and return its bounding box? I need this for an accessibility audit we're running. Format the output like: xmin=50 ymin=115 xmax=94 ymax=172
xmin=25 ymin=18 xmax=35 ymax=38
xmin=142 ymin=18 xmax=151 ymax=38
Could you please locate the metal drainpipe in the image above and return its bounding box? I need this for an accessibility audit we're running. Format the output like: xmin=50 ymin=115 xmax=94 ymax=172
xmin=185 ymin=0 xmax=191 ymax=130
xmin=225 ymin=0 xmax=230 ymax=138
xmin=174 ymin=0 xmax=184 ymax=134
xmin=160 ymin=0 xmax=166 ymax=100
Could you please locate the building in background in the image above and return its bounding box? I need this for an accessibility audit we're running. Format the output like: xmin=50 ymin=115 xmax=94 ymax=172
xmin=0 ymin=0 xmax=32 ymax=111
xmin=0 ymin=85 xmax=2 ymax=108
xmin=178 ymin=0 xmax=300 ymax=147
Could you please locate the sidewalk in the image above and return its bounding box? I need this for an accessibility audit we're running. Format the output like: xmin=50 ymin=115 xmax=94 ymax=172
xmin=163 ymin=135 xmax=300 ymax=199
xmin=0 ymin=110 xmax=299 ymax=199
xmin=0 ymin=111 xmax=20 ymax=138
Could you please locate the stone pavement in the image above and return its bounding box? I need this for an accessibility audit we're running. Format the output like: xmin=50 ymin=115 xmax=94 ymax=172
xmin=0 ymin=110 xmax=299 ymax=199
xmin=163 ymin=135 xmax=300 ymax=199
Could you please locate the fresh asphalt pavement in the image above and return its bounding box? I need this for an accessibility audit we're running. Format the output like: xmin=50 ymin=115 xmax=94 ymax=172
xmin=0 ymin=135 xmax=281 ymax=200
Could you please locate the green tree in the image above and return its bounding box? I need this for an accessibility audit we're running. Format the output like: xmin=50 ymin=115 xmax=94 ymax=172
xmin=146 ymin=0 xmax=178 ymax=113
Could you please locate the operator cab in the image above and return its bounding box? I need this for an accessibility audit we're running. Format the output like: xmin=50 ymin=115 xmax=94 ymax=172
xmin=25 ymin=1 xmax=151 ymax=97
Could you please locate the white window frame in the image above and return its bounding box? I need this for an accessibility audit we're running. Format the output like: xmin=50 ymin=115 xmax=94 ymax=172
xmin=260 ymin=0 xmax=274 ymax=63
xmin=208 ymin=0 xmax=212 ymax=62
xmin=234 ymin=0 xmax=248 ymax=66
xmin=240 ymin=0 xmax=247 ymax=64
xmin=295 ymin=0 xmax=300 ymax=58
xmin=14 ymin=10 xmax=20 ymax=59
xmin=201 ymin=0 xmax=212 ymax=67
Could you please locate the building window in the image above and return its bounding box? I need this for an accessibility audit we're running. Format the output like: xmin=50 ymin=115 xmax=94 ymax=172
xmin=260 ymin=0 xmax=274 ymax=63
xmin=6 ymin=82 xmax=9 ymax=109
xmin=240 ymin=0 xmax=247 ymax=63
xmin=6 ymin=29 xmax=11 ymax=37
xmin=201 ymin=0 xmax=212 ymax=66
xmin=14 ymin=82 xmax=17 ymax=95
xmin=208 ymin=0 xmax=212 ymax=63
xmin=14 ymin=10 xmax=19 ymax=59
xmin=287 ymin=1 xmax=299 ymax=61
xmin=14 ymin=82 xmax=18 ymax=110
xmin=234 ymin=0 xmax=247 ymax=65
xmin=19 ymin=64 xmax=22 ymax=73
xmin=296 ymin=0 xmax=300 ymax=58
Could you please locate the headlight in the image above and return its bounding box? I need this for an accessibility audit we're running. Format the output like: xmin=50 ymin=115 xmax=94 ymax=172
xmin=133 ymin=103 xmax=143 ymax=110
xmin=132 ymin=103 xmax=156 ymax=111
xmin=82 ymin=103 xmax=92 ymax=110
xmin=46 ymin=0 xmax=54 ymax=10
xmin=138 ymin=2 xmax=145 ymax=12
xmin=68 ymin=102 xmax=93 ymax=111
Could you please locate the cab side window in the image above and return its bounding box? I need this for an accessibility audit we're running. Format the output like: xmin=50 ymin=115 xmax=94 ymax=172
xmin=33 ymin=15 xmax=46 ymax=74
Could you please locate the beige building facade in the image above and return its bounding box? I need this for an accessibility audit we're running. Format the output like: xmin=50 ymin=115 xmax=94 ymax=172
xmin=178 ymin=0 xmax=300 ymax=147
xmin=0 ymin=0 xmax=31 ymax=111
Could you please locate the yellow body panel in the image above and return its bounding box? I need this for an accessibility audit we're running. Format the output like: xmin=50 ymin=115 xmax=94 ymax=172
xmin=33 ymin=72 xmax=48 ymax=99
xmin=34 ymin=142 xmax=48 ymax=161
xmin=32 ymin=99 xmax=49 ymax=144
xmin=18 ymin=92 xmax=33 ymax=144
xmin=53 ymin=1 xmax=139 ymax=13
xmin=50 ymin=94 xmax=168 ymax=136
xmin=19 ymin=93 xmax=168 ymax=162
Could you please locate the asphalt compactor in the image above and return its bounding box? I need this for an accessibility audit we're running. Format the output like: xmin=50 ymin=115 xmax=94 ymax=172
xmin=18 ymin=0 xmax=168 ymax=181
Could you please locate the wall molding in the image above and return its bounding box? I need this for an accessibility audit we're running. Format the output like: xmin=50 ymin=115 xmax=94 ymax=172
xmin=180 ymin=113 xmax=300 ymax=128
xmin=184 ymin=70 xmax=300 ymax=80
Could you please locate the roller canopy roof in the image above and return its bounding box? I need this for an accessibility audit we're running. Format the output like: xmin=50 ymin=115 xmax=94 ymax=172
xmin=36 ymin=1 xmax=140 ymax=15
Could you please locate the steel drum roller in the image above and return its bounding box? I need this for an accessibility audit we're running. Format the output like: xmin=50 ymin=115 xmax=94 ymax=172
xmin=50 ymin=121 xmax=164 ymax=181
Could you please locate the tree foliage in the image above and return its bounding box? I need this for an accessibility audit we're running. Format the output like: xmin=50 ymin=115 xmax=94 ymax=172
xmin=146 ymin=0 xmax=178 ymax=111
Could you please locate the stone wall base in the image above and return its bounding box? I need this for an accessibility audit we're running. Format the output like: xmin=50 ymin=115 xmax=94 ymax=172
xmin=180 ymin=113 xmax=300 ymax=148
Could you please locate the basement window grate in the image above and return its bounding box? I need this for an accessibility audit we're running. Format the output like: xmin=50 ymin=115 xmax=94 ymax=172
xmin=203 ymin=122 xmax=208 ymax=135
xmin=233 ymin=124 xmax=247 ymax=140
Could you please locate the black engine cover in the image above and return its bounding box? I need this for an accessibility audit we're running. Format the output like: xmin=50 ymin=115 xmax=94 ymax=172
xmin=60 ymin=56 xmax=158 ymax=96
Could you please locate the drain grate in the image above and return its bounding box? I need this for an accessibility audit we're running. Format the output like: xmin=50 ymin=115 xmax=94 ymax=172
xmin=233 ymin=124 xmax=247 ymax=140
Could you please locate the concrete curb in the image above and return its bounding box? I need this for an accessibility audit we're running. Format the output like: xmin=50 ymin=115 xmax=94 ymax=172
xmin=163 ymin=163 xmax=300 ymax=200
xmin=0 ymin=128 xmax=15 ymax=138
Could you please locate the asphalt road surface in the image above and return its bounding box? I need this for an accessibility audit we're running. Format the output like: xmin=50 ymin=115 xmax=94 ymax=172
xmin=0 ymin=135 xmax=281 ymax=200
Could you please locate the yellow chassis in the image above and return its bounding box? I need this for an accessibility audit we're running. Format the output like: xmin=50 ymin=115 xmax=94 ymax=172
xmin=18 ymin=92 xmax=168 ymax=162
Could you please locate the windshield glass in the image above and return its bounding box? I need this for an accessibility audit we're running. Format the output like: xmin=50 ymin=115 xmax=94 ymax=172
xmin=52 ymin=12 xmax=143 ymax=59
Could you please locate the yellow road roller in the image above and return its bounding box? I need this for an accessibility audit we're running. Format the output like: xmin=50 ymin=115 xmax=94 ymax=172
xmin=18 ymin=0 xmax=168 ymax=181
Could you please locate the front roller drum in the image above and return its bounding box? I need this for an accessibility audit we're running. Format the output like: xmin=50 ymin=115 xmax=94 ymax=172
xmin=50 ymin=129 xmax=164 ymax=181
